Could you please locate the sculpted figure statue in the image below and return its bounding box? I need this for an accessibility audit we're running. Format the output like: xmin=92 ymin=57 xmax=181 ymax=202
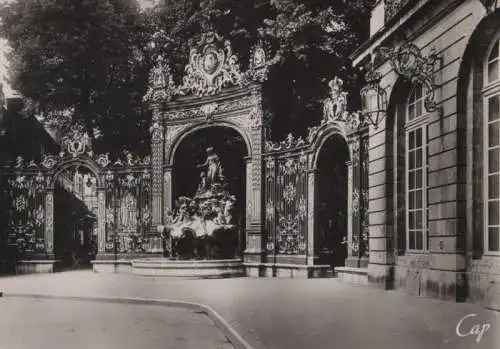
xmin=197 ymin=147 xmax=225 ymax=191
xmin=197 ymin=172 xmax=207 ymax=195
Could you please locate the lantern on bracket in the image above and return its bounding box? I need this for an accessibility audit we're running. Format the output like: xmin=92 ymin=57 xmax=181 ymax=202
xmin=360 ymin=70 xmax=388 ymax=129
xmin=377 ymin=42 xmax=440 ymax=113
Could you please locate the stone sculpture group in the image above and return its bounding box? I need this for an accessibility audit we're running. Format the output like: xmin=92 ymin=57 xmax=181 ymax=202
xmin=164 ymin=147 xmax=238 ymax=259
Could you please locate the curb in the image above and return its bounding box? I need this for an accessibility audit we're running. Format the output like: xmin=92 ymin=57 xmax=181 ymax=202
xmin=2 ymin=292 xmax=255 ymax=349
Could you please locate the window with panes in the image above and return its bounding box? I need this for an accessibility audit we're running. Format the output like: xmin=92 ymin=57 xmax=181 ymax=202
xmin=406 ymin=84 xmax=429 ymax=251
xmin=484 ymin=37 xmax=500 ymax=253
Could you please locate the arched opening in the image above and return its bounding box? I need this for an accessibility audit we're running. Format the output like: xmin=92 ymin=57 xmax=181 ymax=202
xmin=172 ymin=126 xmax=249 ymax=258
xmin=53 ymin=165 xmax=99 ymax=269
xmin=316 ymin=133 xmax=349 ymax=266
xmin=457 ymin=11 xmax=500 ymax=262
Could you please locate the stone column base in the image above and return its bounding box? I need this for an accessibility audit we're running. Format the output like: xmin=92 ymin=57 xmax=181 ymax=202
xmin=243 ymin=250 xmax=264 ymax=264
xmin=367 ymin=263 xmax=394 ymax=290
xmin=345 ymin=256 xmax=369 ymax=268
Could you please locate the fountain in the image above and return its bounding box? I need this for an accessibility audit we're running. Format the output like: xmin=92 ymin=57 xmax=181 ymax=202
xmin=166 ymin=147 xmax=239 ymax=259
xmin=131 ymin=147 xmax=244 ymax=277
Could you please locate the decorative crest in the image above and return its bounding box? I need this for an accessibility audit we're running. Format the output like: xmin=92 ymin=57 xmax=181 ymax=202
xmin=177 ymin=32 xmax=244 ymax=97
xmin=200 ymin=102 xmax=219 ymax=122
xmin=61 ymin=124 xmax=91 ymax=158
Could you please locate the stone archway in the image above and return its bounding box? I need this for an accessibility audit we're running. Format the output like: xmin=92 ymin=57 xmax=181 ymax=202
xmin=314 ymin=133 xmax=350 ymax=267
xmin=305 ymin=112 xmax=368 ymax=269
xmin=169 ymin=125 xmax=250 ymax=258
xmin=45 ymin=157 xmax=105 ymax=268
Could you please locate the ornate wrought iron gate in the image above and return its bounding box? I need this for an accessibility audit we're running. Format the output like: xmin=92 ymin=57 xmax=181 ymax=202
xmin=264 ymin=148 xmax=308 ymax=257
xmin=261 ymin=77 xmax=370 ymax=267
xmin=0 ymin=125 xmax=154 ymax=263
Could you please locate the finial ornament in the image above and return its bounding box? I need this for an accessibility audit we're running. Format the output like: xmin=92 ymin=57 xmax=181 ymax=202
xmin=143 ymin=55 xmax=175 ymax=104
xmin=323 ymin=77 xmax=349 ymax=123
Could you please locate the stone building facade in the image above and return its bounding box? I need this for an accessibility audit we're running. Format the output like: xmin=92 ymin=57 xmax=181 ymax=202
xmin=351 ymin=0 xmax=500 ymax=308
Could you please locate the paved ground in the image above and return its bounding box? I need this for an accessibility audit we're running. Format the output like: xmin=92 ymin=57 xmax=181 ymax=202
xmin=1 ymin=271 xmax=499 ymax=349
xmin=0 ymin=296 xmax=233 ymax=349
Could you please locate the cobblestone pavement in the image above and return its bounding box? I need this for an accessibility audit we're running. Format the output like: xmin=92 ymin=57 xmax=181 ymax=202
xmin=1 ymin=271 xmax=499 ymax=349
xmin=0 ymin=296 xmax=233 ymax=349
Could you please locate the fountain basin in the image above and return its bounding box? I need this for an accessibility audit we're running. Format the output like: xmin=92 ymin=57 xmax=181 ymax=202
xmin=130 ymin=258 xmax=245 ymax=278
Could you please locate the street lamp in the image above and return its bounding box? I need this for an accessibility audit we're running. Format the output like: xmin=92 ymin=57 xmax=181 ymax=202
xmin=360 ymin=70 xmax=387 ymax=129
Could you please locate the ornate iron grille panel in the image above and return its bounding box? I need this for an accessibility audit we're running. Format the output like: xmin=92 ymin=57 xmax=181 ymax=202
xmin=264 ymin=152 xmax=308 ymax=255
xmin=105 ymin=171 xmax=117 ymax=253
xmin=105 ymin=169 xmax=153 ymax=254
xmin=361 ymin=135 xmax=370 ymax=257
xmin=5 ymin=172 xmax=46 ymax=256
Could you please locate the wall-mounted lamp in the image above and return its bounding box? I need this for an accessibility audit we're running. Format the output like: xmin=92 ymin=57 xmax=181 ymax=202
xmin=377 ymin=41 xmax=440 ymax=113
xmin=360 ymin=70 xmax=387 ymax=129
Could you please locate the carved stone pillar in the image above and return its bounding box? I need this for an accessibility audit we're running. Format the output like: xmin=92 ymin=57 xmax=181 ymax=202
xmin=44 ymin=189 xmax=54 ymax=258
xmin=97 ymin=188 xmax=106 ymax=254
xmin=244 ymin=155 xmax=264 ymax=263
xmin=150 ymin=112 xmax=164 ymax=229
xmin=307 ymin=169 xmax=318 ymax=265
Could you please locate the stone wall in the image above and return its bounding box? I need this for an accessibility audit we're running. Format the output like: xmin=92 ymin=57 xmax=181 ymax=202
xmin=364 ymin=0 xmax=500 ymax=306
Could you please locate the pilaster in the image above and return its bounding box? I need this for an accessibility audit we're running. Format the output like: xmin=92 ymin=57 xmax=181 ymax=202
xmin=307 ymin=169 xmax=318 ymax=265
xmin=163 ymin=167 xmax=172 ymax=218
xmin=44 ymin=189 xmax=54 ymax=256
xmin=244 ymin=156 xmax=264 ymax=263
xmin=345 ymin=160 xmax=353 ymax=263
xmin=151 ymin=108 xmax=164 ymax=229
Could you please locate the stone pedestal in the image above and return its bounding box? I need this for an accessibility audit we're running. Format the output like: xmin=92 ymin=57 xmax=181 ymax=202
xmin=15 ymin=260 xmax=59 ymax=274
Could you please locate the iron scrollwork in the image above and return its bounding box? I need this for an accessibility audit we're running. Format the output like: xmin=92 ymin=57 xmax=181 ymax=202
xmin=377 ymin=42 xmax=440 ymax=112
xmin=277 ymin=215 xmax=306 ymax=255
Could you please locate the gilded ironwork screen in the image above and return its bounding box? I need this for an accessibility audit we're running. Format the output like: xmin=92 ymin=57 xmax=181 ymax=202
xmin=264 ymin=151 xmax=308 ymax=256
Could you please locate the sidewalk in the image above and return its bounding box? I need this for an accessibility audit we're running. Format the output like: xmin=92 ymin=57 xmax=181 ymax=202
xmin=1 ymin=271 xmax=499 ymax=349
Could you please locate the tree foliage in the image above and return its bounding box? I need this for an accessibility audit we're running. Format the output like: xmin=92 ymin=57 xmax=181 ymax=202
xmin=0 ymin=0 xmax=375 ymax=152
xmin=146 ymin=0 xmax=374 ymax=140
xmin=0 ymin=0 xmax=151 ymax=156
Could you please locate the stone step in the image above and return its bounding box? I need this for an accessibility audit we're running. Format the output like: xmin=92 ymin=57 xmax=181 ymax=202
xmin=244 ymin=263 xmax=335 ymax=279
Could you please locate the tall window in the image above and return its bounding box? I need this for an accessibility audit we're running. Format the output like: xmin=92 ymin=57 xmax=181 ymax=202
xmin=484 ymin=37 xmax=500 ymax=254
xmin=406 ymin=84 xmax=428 ymax=251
